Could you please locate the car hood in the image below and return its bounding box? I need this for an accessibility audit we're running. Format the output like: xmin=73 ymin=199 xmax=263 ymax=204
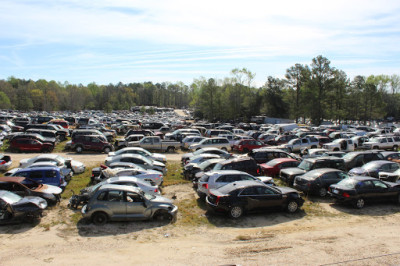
xmin=71 ymin=160 xmax=85 ymax=167
xmin=14 ymin=196 xmax=48 ymax=209
xmin=281 ymin=167 xmax=306 ymax=175
xmin=153 ymin=161 xmax=165 ymax=168
xmin=108 ymin=152 xmax=116 ymax=156
xmin=35 ymin=184 xmax=63 ymax=195
xmin=257 ymin=176 xmax=274 ymax=184
xmin=151 ymin=153 xmax=166 ymax=162
xmin=349 ymin=167 xmax=368 ymax=175
xmin=182 ymin=152 xmax=194 ymax=159
xmin=150 ymin=195 xmax=173 ymax=205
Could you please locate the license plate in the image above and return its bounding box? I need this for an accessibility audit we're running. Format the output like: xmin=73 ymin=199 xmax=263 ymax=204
xmin=333 ymin=189 xmax=339 ymax=194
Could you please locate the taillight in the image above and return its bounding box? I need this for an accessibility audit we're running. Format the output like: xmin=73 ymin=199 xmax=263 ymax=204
xmin=202 ymin=183 xmax=208 ymax=189
xmin=257 ymin=167 xmax=260 ymax=174
xmin=100 ymin=164 xmax=107 ymax=169
xmin=154 ymin=188 xmax=158 ymax=193
xmin=342 ymin=192 xmax=350 ymax=198
xmin=215 ymin=196 xmax=220 ymax=205
xmin=0 ymin=161 xmax=5 ymax=165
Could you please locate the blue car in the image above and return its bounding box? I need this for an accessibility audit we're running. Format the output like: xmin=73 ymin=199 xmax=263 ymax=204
xmin=349 ymin=160 xmax=400 ymax=179
xmin=11 ymin=166 xmax=71 ymax=189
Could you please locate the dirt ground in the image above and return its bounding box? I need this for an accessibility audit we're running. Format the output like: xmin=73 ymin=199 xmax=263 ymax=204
xmin=1 ymin=152 xmax=400 ymax=265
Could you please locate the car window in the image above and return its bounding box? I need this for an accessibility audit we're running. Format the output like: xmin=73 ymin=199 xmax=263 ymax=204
xmin=372 ymin=180 xmax=388 ymax=189
xmin=357 ymin=180 xmax=374 ymax=189
xmin=126 ymin=192 xmax=143 ymax=202
xmin=30 ymin=171 xmax=43 ymax=179
xmin=106 ymin=190 xmax=124 ymax=201
xmin=45 ymin=170 xmax=57 ymax=178
xmin=240 ymin=174 xmax=255 ymax=181
xmin=240 ymin=186 xmax=258 ymax=195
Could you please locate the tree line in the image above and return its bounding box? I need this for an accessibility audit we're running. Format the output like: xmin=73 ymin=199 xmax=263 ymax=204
xmin=0 ymin=55 xmax=399 ymax=125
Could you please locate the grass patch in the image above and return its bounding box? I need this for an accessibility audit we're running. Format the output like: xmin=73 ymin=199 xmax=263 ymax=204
xmin=61 ymin=168 xmax=92 ymax=199
xmin=175 ymin=198 xmax=212 ymax=226
xmin=163 ymin=162 xmax=190 ymax=187
xmin=301 ymin=199 xmax=340 ymax=217
xmin=0 ymin=140 xmax=10 ymax=152
xmin=53 ymin=139 xmax=69 ymax=153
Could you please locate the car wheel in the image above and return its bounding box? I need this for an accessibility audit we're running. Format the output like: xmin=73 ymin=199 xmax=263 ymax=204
xmin=154 ymin=210 xmax=173 ymax=222
xmin=75 ymin=146 xmax=83 ymax=153
xmin=373 ymin=146 xmax=379 ymax=150
xmin=92 ymin=212 xmax=108 ymax=225
xmin=333 ymin=148 xmax=339 ymax=151
xmin=286 ymin=200 xmax=299 ymax=213
xmin=242 ymin=148 xmax=249 ymax=153
xmin=103 ymin=147 xmax=111 ymax=153
xmin=318 ymin=188 xmax=327 ymax=197
xmin=354 ymin=198 xmax=365 ymax=209
xmin=221 ymin=147 xmax=227 ymax=151
xmin=229 ymin=206 xmax=243 ymax=219
xmin=311 ymin=145 xmax=317 ymax=149
xmin=166 ymin=146 xmax=175 ymax=153
xmin=394 ymin=145 xmax=398 ymax=151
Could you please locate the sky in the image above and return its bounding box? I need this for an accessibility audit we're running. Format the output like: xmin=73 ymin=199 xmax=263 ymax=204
xmin=1 ymin=0 xmax=400 ymax=87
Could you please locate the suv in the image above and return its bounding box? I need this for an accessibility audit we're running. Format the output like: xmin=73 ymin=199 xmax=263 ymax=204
xmin=248 ymin=148 xmax=296 ymax=164
xmin=362 ymin=136 xmax=400 ymax=151
xmin=189 ymin=137 xmax=231 ymax=151
xmin=71 ymin=129 xmax=114 ymax=143
xmin=233 ymin=139 xmax=265 ymax=153
xmin=10 ymin=138 xmax=54 ymax=153
xmin=71 ymin=135 xmax=113 ymax=153
xmin=342 ymin=151 xmax=384 ymax=170
xmin=213 ymin=157 xmax=261 ymax=176
xmin=24 ymin=124 xmax=69 ymax=141
xmin=283 ymin=137 xmax=320 ymax=152
xmin=280 ymin=157 xmax=345 ymax=186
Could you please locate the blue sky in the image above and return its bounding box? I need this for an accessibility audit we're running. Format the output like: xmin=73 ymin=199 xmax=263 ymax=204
xmin=1 ymin=0 xmax=400 ymax=87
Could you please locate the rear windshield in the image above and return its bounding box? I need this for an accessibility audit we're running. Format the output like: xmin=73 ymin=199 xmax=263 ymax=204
xmin=336 ymin=178 xmax=356 ymax=189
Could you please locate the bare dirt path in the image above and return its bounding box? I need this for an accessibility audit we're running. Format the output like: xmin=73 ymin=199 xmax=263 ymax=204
xmin=1 ymin=152 xmax=400 ymax=265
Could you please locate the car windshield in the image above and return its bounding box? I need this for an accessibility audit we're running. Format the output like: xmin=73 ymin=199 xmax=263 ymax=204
xmin=1 ymin=191 xmax=22 ymax=204
xmin=140 ymin=190 xmax=156 ymax=200
xmin=336 ymin=178 xmax=356 ymax=189
xmin=342 ymin=152 xmax=357 ymax=161
xmin=362 ymin=162 xmax=380 ymax=170
xmin=298 ymin=160 xmax=313 ymax=171
xmin=332 ymin=139 xmax=342 ymax=143
xmin=193 ymin=149 xmax=205 ymax=156
xmin=89 ymin=182 xmax=104 ymax=193
xmin=213 ymin=163 xmax=223 ymax=170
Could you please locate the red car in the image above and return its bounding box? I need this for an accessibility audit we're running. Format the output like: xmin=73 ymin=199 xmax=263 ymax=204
xmin=233 ymin=139 xmax=266 ymax=153
xmin=259 ymin=158 xmax=300 ymax=177
xmin=10 ymin=138 xmax=54 ymax=153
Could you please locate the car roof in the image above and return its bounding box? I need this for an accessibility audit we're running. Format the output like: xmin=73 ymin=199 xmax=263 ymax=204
xmin=19 ymin=166 xmax=59 ymax=171
xmin=98 ymin=184 xmax=141 ymax=193
xmin=219 ymin=157 xmax=254 ymax=165
xmin=107 ymin=176 xmax=140 ymax=183
xmin=0 ymin=176 xmax=25 ymax=183
xmin=303 ymin=168 xmax=341 ymax=175
xmin=209 ymin=170 xmax=249 ymax=175
xmin=267 ymin=158 xmax=298 ymax=164
xmin=215 ymin=180 xmax=266 ymax=193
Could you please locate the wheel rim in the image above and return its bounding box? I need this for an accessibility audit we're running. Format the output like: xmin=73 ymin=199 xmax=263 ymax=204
xmin=356 ymin=198 xmax=364 ymax=208
xmin=230 ymin=206 xmax=242 ymax=218
xmin=319 ymin=188 xmax=327 ymax=197
xmin=77 ymin=147 xmax=82 ymax=153
xmin=93 ymin=213 xmax=106 ymax=224
xmin=287 ymin=201 xmax=298 ymax=212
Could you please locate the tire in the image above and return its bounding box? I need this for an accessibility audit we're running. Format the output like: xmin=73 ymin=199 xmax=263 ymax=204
xmin=318 ymin=188 xmax=327 ymax=197
xmin=166 ymin=146 xmax=175 ymax=153
xmin=103 ymin=147 xmax=111 ymax=154
xmin=154 ymin=210 xmax=173 ymax=222
xmin=242 ymin=148 xmax=249 ymax=153
xmin=311 ymin=145 xmax=317 ymax=149
xmin=354 ymin=198 xmax=365 ymax=209
xmin=221 ymin=147 xmax=227 ymax=151
xmin=393 ymin=145 xmax=398 ymax=151
xmin=75 ymin=146 xmax=83 ymax=153
xmin=92 ymin=212 xmax=108 ymax=225
xmin=286 ymin=200 xmax=299 ymax=213
xmin=333 ymin=148 xmax=339 ymax=151
xmin=229 ymin=206 xmax=244 ymax=219
xmin=373 ymin=146 xmax=379 ymax=150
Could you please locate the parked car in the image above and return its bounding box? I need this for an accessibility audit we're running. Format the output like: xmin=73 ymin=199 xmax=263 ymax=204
xmin=379 ymin=151 xmax=400 ymax=161
xmin=181 ymin=136 xmax=206 ymax=150
xmin=189 ymin=158 xmax=226 ymax=182
xmin=107 ymin=147 xmax=166 ymax=163
xmin=0 ymin=154 xmax=12 ymax=171
xmin=19 ymin=154 xmax=85 ymax=174
xmin=259 ymin=158 xmax=300 ymax=177
xmin=81 ymin=185 xmax=178 ymax=224
xmin=323 ymin=138 xmax=355 ymax=152
xmin=280 ymin=157 xmax=345 ymax=186
xmin=181 ymin=147 xmax=232 ymax=165
xmin=294 ymin=168 xmax=348 ymax=197
xmin=0 ymin=190 xmax=47 ymax=224
xmin=212 ymin=157 xmax=262 ymax=176
xmin=11 ymin=166 xmax=70 ymax=188
xmin=248 ymin=148 xmax=297 ymax=164
xmin=328 ymin=176 xmax=400 ymax=208
xmin=114 ymin=134 xmax=145 ymax=150
xmin=10 ymin=138 xmax=54 ymax=153
xmin=342 ymin=151 xmax=384 ymax=170
xmin=127 ymin=136 xmax=181 ymax=153
xmin=206 ymin=180 xmax=304 ymax=218
xmin=232 ymin=139 xmax=266 ymax=153
xmin=183 ymin=156 xmax=224 ymax=180
xmin=362 ymin=136 xmax=400 ymax=151
xmin=69 ymin=176 xmax=160 ymax=209
xmin=71 ymin=135 xmax=113 ymax=154
xmin=94 ymin=167 xmax=164 ymax=186
xmin=348 ymin=160 xmax=400 ymax=178
xmin=189 ymin=137 xmax=231 ymax=151
xmin=283 ymin=137 xmax=319 ymax=153
xmin=0 ymin=176 xmax=62 ymax=205
xmin=197 ymin=170 xmax=274 ymax=200
xmin=104 ymin=154 xmax=166 ymax=174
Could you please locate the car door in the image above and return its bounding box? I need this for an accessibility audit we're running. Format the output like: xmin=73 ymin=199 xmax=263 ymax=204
xmin=125 ymin=191 xmax=149 ymax=220
xmin=102 ymin=190 xmax=126 ymax=220
xmin=370 ymin=180 xmax=395 ymax=201
xmin=29 ymin=140 xmax=42 ymax=152
xmin=141 ymin=137 xmax=153 ymax=150
xmin=355 ymin=180 xmax=375 ymax=202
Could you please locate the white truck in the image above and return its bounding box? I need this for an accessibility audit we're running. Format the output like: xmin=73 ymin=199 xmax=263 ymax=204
xmin=323 ymin=138 xmax=355 ymax=152
xmin=283 ymin=137 xmax=320 ymax=153
xmin=362 ymin=136 xmax=400 ymax=151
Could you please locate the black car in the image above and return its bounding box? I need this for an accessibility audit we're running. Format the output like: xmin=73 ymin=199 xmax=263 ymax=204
xmin=212 ymin=157 xmax=261 ymax=176
xmin=280 ymin=157 xmax=345 ymax=186
xmin=206 ymin=180 xmax=304 ymax=218
xmin=328 ymin=176 xmax=400 ymax=208
xmin=0 ymin=190 xmax=47 ymax=224
xmin=248 ymin=148 xmax=295 ymax=164
xmin=294 ymin=168 xmax=348 ymax=197
xmin=342 ymin=151 xmax=384 ymax=170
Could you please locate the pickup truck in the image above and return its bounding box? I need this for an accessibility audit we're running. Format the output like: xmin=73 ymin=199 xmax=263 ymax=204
xmin=322 ymin=138 xmax=355 ymax=152
xmin=127 ymin=136 xmax=180 ymax=152
xmin=283 ymin=137 xmax=319 ymax=153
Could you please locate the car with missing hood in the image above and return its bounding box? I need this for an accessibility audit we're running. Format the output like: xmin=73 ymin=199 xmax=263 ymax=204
xmin=0 ymin=176 xmax=62 ymax=205
xmin=0 ymin=190 xmax=47 ymax=224
xmin=206 ymin=180 xmax=304 ymax=218
xmin=81 ymin=184 xmax=178 ymax=225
